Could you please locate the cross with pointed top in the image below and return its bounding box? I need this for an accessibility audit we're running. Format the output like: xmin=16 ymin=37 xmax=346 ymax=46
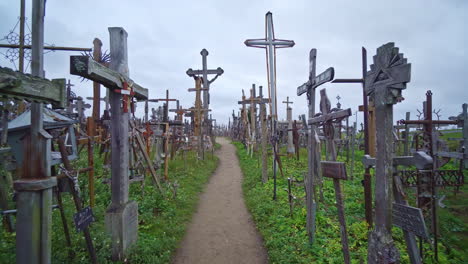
xmin=244 ymin=11 xmax=295 ymax=121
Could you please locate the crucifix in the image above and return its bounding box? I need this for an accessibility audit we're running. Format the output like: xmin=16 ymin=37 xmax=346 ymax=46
xmin=310 ymin=89 xmax=352 ymax=264
xmin=70 ymin=27 xmax=154 ymax=260
xmin=332 ymin=47 xmax=374 ymax=227
xmin=245 ymin=11 xmax=294 ymax=200
xmin=366 ymin=42 xmax=411 ymax=264
xmin=296 ymin=48 xmax=334 ymax=243
xmin=282 ymin=96 xmax=295 ymax=156
xmin=186 ymin=49 xmax=223 ymax=144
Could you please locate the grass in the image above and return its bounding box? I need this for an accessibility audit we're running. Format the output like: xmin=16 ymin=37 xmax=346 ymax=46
xmin=235 ymin=141 xmax=466 ymax=263
xmin=0 ymin=143 xmax=219 ymax=263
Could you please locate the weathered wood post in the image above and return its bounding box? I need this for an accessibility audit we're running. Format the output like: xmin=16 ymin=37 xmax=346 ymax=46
xmin=12 ymin=0 xmax=58 ymax=262
xmin=366 ymin=42 xmax=411 ymax=264
xmin=296 ymin=49 xmax=334 ymax=243
xmin=310 ymin=89 xmax=352 ymax=264
xmin=282 ymin=96 xmax=295 ymax=156
xmin=105 ymin=27 xmax=139 ymax=260
xmin=71 ymin=27 xmax=150 ymax=260
xmin=259 ymin=86 xmax=269 ymax=183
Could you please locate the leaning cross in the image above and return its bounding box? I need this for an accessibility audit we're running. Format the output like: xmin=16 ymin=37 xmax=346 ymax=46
xmin=309 ymin=88 xmax=352 ymax=264
xmin=296 ymin=48 xmax=334 ymax=244
xmin=70 ymin=27 xmax=157 ymax=260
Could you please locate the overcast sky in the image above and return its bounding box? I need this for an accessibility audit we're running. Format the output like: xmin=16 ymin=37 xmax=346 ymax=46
xmin=0 ymin=0 xmax=467 ymax=126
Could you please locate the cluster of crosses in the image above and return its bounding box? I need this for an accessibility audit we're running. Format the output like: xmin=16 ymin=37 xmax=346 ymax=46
xmin=229 ymin=12 xmax=467 ymax=264
xmin=0 ymin=0 xmax=226 ymax=262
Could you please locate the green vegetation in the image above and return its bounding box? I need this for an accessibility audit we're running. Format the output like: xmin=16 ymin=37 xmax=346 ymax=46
xmin=235 ymin=141 xmax=466 ymax=263
xmin=0 ymin=147 xmax=219 ymax=263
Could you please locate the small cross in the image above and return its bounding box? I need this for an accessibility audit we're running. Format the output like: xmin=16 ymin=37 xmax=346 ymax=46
xmin=282 ymin=96 xmax=293 ymax=110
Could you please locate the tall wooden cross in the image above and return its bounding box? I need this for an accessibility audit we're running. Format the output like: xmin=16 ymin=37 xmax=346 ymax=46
xmin=366 ymin=42 xmax=411 ymax=264
xmin=296 ymin=48 xmax=334 ymax=243
xmin=245 ymin=12 xmax=294 ymax=198
xmin=245 ymin=11 xmax=294 ymax=121
xmin=70 ymin=27 xmax=154 ymax=261
xmin=310 ymin=88 xmax=352 ymax=264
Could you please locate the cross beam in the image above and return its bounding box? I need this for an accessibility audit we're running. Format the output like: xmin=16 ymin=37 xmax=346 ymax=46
xmin=70 ymin=56 xmax=148 ymax=100
xmin=0 ymin=66 xmax=66 ymax=108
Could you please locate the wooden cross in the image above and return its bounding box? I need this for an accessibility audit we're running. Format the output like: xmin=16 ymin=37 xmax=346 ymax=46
xmin=70 ymin=96 xmax=91 ymax=123
xmin=366 ymin=42 xmax=411 ymax=263
xmin=282 ymin=96 xmax=293 ymax=110
xmin=245 ymin=12 xmax=294 ymax=200
xmin=296 ymin=48 xmax=334 ymax=243
xmin=188 ymin=77 xmax=209 ymax=159
xmin=245 ymin=12 xmax=294 ymax=121
xmin=186 ymin=49 xmax=224 ymax=121
xmin=310 ymin=88 xmax=352 ymax=264
xmin=70 ymin=27 xmax=159 ymax=260
xmin=149 ymin=89 xmax=177 ymax=122
xmin=257 ymin=86 xmax=270 ymax=183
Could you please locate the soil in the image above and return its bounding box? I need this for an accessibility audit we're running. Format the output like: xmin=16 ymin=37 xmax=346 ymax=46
xmin=172 ymin=138 xmax=268 ymax=264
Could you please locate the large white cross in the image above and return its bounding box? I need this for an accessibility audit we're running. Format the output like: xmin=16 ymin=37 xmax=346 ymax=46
xmin=244 ymin=12 xmax=294 ymax=121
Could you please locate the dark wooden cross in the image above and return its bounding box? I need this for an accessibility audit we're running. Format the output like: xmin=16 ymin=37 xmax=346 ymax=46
xmin=296 ymin=48 xmax=334 ymax=243
xmin=310 ymin=88 xmax=352 ymax=264
xmin=366 ymin=42 xmax=411 ymax=264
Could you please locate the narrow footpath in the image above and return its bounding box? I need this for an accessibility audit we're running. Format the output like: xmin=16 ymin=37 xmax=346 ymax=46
xmin=173 ymin=138 xmax=268 ymax=264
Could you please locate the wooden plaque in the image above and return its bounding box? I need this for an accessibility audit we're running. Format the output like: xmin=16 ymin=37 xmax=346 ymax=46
xmin=321 ymin=161 xmax=347 ymax=180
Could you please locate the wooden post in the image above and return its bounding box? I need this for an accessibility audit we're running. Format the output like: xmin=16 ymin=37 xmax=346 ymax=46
xmin=366 ymin=43 xmax=411 ymax=264
xmin=310 ymin=89 xmax=352 ymax=264
xmin=87 ymin=117 xmax=95 ymax=207
xmin=92 ymin=38 xmax=102 ymax=123
xmin=296 ymin=49 xmax=334 ymax=243
xmin=259 ymin=86 xmax=268 ymax=183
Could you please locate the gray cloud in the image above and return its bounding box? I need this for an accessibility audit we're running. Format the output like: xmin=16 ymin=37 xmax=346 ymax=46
xmin=1 ymin=0 xmax=467 ymax=126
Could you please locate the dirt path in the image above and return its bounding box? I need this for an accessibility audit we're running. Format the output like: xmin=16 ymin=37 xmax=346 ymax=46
xmin=172 ymin=138 xmax=268 ymax=264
